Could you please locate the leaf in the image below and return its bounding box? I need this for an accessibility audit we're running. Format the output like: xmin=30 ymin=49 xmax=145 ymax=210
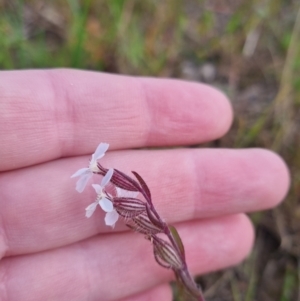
xmin=132 ymin=171 xmax=151 ymax=200
xmin=169 ymin=225 xmax=185 ymax=259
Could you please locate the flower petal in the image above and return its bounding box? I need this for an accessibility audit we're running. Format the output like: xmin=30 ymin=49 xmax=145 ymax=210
xmin=116 ymin=187 xmax=139 ymax=198
xmin=105 ymin=210 xmax=119 ymax=227
xmin=71 ymin=168 xmax=89 ymax=178
xmin=99 ymin=198 xmax=114 ymax=212
xmin=76 ymin=172 xmax=92 ymax=193
xmin=90 ymin=154 xmax=96 ymax=166
xmin=101 ymin=168 xmax=114 ymax=187
xmin=92 ymin=184 xmax=102 ymax=195
xmin=85 ymin=202 xmax=98 ymax=218
xmin=94 ymin=142 xmax=109 ymax=160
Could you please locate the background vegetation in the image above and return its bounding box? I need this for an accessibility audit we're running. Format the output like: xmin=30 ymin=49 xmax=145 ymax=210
xmin=1 ymin=0 xmax=299 ymax=300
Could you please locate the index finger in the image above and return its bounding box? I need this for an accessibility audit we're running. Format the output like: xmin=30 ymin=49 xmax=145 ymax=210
xmin=0 ymin=69 xmax=232 ymax=171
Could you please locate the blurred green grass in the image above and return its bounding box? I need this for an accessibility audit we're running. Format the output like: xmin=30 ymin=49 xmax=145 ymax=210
xmin=1 ymin=0 xmax=300 ymax=300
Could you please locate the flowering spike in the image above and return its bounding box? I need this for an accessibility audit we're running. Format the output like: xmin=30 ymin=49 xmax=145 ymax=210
xmin=73 ymin=142 xmax=206 ymax=301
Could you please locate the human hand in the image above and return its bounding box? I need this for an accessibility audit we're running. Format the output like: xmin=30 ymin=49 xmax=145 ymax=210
xmin=0 ymin=69 xmax=290 ymax=301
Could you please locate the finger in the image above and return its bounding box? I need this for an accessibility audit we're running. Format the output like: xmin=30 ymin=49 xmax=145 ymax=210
xmin=117 ymin=284 xmax=172 ymax=301
xmin=0 ymin=148 xmax=289 ymax=257
xmin=0 ymin=214 xmax=254 ymax=301
xmin=0 ymin=69 xmax=232 ymax=171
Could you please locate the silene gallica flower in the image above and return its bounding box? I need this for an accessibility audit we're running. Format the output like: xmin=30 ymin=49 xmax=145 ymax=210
xmin=86 ymin=168 xmax=114 ymax=218
xmin=88 ymin=178 xmax=141 ymax=227
xmin=71 ymin=142 xmax=109 ymax=193
xmin=71 ymin=142 xmax=206 ymax=301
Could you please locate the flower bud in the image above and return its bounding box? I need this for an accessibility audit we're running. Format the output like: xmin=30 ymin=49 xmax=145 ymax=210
xmin=113 ymin=197 xmax=146 ymax=218
xmin=152 ymin=236 xmax=183 ymax=270
xmin=126 ymin=213 xmax=163 ymax=235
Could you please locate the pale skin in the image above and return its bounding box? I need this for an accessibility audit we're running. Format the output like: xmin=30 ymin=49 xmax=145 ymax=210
xmin=0 ymin=69 xmax=290 ymax=301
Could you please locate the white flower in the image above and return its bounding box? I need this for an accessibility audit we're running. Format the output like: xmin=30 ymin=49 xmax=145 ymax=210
xmin=104 ymin=210 xmax=119 ymax=228
xmin=103 ymin=187 xmax=140 ymax=228
xmin=71 ymin=143 xmax=109 ymax=193
xmin=85 ymin=168 xmax=114 ymax=218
